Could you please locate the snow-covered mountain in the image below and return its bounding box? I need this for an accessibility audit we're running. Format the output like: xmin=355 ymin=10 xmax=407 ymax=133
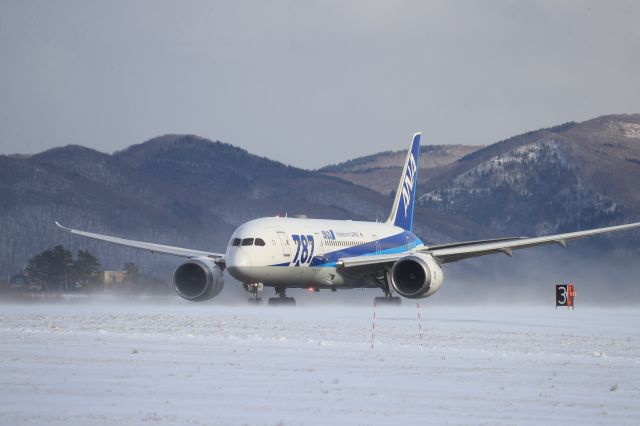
xmin=323 ymin=114 xmax=640 ymax=237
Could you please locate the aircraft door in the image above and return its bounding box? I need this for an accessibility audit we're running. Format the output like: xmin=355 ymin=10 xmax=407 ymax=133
xmin=277 ymin=231 xmax=291 ymax=257
xmin=373 ymin=234 xmax=382 ymax=254
xmin=313 ymin=232 xmax=324 ymax=259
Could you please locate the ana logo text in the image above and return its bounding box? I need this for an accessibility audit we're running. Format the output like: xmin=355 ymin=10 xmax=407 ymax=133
xmin=321 ymin=230 xmax=336 ymax=240
xmin=401 ymin=153 xmax=417 ymax=217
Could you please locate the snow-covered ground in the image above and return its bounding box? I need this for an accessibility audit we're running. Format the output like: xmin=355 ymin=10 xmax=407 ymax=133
xmin=0 ymin=299 xmax=638 ymax=425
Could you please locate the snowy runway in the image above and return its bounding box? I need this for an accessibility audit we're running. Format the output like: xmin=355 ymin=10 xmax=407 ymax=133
xmin=0 ymin=300 xmax=638 ymax=425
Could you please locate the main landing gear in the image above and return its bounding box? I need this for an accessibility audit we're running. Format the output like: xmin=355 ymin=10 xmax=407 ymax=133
xmin=268 ymin=286 xmax=296 ymax=306
xmin=373 ymin=273 xmax=402 ymax=305
xmin=374 ymin=295 xmax=402 ymax=305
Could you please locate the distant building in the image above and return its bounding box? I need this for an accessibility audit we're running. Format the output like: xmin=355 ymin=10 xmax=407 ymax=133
xmin=102 ymin=271 xmax=126 ymax=289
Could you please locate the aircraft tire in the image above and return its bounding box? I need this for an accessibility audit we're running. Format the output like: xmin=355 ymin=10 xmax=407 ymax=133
xmin=374 ymin=296 xmax=402 ymax=305
xmin=268 ymin=297 xmax=296 ymax=306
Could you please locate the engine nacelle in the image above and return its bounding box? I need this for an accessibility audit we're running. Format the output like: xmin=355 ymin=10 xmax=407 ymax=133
xmin=173 ymin=257 xmax=224 ymax=302
xmin=390 ymin=253 xmax=444 ymax=299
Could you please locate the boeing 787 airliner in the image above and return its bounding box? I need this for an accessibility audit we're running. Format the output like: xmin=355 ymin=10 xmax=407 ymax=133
xmin=57 ymin=133 xmax=640 ymax=304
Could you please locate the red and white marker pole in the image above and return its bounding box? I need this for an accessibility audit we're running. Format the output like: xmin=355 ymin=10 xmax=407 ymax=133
xmin=416 ymin=302 xmax=424 ymax=350
xmin=371 ymin=299 xmax=376 ymax=349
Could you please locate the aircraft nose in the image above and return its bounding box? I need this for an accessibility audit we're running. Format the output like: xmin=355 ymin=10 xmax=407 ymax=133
xmin=226 ymin=249 xmax=253 ymax=280
xmin=230 ymin=249 xmax=252 ymax=268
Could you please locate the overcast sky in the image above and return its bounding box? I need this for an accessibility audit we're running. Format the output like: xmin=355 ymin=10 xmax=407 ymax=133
xmin=1 ymin=1 xmax=639 ymax=168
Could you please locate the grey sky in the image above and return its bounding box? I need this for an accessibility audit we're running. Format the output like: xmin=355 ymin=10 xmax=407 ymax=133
xmin=1 ymin=1 xmax=639 ymax=169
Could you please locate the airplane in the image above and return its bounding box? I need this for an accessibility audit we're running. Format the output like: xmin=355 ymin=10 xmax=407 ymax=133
xmin=56 ymin=132 xmax=640 ymax=305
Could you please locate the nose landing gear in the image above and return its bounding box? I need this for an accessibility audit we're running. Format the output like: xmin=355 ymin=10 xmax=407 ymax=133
xmin=268 ymin=286 xmax=296 ymax=306
xmin=245 ymin=282 xmax=263 ymax=304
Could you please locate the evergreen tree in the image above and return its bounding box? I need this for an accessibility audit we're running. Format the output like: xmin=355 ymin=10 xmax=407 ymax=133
xmin=25 ymin=245 xmax=74 ymax=292
xmin=73 ymin=250 xmax=101 ymax=291
xmin=25 ymin=246 xmax=102 ymax=292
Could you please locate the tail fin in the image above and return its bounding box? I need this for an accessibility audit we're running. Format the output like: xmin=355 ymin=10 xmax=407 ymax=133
xmin=386 ymin=132 xmax=421 ymax=231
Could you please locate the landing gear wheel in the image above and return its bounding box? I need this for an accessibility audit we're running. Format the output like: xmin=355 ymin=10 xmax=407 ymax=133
xmin=374 ymin=296 xmax=402 ymax=305
xmin=372 ymin=272 xmax=401 ymax=305
xmin=268 ymin=286 xmax=296 ymax=306
xmin=268 ymin=297 xmax=296 ymax=306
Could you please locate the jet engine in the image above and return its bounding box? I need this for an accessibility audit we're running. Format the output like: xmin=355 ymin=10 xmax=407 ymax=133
xmin=173 ymin=257 xmax=224 ymax=301
xmin=390 ymin=253 xmax=443 ymax=299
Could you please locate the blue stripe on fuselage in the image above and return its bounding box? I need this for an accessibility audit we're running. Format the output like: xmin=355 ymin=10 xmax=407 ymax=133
xmin=270 ymin=231 xmax=422 ymax=267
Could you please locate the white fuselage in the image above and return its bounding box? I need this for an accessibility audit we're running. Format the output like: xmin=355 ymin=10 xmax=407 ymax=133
xmin=224 ymin=217 xmax=423 ymax=288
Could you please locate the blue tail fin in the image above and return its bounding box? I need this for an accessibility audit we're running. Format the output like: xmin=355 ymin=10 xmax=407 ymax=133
xmin=386 ymin=132 xmax=421 ymax=231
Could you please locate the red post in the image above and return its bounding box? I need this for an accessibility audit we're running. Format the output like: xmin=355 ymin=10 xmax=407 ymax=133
xmin=567 ymin=284 xmax=576 ymax=309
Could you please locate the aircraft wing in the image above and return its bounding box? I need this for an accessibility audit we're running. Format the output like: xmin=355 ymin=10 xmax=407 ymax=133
xmin=55 ymin=222 xmax=224 ymax=260
xmin=426 ymin=221 xmax=640 ymax=263
xmin=336 ymin=253 xmax=405 ymax=269
xmin=337 ymin=221 xmax=640 ymax=271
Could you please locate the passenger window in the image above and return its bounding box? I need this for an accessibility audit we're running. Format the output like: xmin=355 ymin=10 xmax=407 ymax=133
xmin=255 ymin=238 xmax=266 ymax=246
xmin=232 ymin=238 xmax=241 ymax=246
xmin=241 ymin=238 xmax=254 ymax=246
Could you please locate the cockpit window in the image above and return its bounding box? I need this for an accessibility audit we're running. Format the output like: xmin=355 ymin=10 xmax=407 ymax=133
xmin=255 ymin=238 xmax=266 ymax=246
xmin=241 ymin=238 xmax=254 ymax=246
xmin=231 ymin=238 xmax=241 ymax=246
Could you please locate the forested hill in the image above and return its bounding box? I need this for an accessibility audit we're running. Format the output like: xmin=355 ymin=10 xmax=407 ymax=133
xmin=0 ymin=135 xmax=481 ymax=275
